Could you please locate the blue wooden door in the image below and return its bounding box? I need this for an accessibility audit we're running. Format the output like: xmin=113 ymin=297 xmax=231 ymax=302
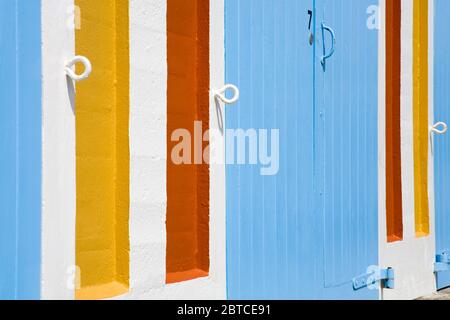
xmin=226 ymin=0 xmax=379 ymax=299
xmin=225 ymin=0 xmax=315 ymax=299
xmin=434 ymin=0 xmax=450 ymax=291
xmin=0 ymin=0 xmax=42 ymax=299
xmin=314 ymin=0 xmax=379 ymax=299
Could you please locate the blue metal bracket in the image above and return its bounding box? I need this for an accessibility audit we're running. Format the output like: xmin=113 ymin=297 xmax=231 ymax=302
xmin=435 ymin=251 xmax=450 ymax=273
xmin=352 ymin=267 xmax=395 ymax=290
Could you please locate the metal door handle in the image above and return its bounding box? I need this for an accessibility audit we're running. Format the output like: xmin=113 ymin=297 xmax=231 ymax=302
xmin=321 ymin=22 xmax=336 ymax=70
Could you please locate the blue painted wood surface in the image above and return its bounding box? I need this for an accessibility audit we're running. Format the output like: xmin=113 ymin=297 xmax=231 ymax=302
xmin=315 ymin=0 xmax=379 ymax=299
xmin=226 ymin=0 xmax=379 ymax=299
xmin=434 ymin=0 xmax=450 ymax=291
xmin=0 ymin=0 xmax=41 ymax=299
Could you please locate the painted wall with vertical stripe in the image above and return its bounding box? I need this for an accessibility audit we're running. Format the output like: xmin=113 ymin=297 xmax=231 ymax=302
xmin=0 ymin=0 xmax=42 ymax=300
xmin=123 ymin=0 xmax=226 ymax=299
xmin=0 ymin=0 xmax=447 ymax=301
xmin=379 ymin=0 xmax=436 ymax=300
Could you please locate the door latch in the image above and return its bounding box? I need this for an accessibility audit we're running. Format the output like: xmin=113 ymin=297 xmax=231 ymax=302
xmin=352 ymin=267 xmax=395 ymax=290
xmin=435 ymin=251 xmax=450 ymax=273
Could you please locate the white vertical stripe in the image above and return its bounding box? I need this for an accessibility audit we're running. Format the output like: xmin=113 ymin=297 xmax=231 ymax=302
xmin=128 ymin=0 xmax=168 ymax=298
xmin=377 ymin=0 xmax=387 ymax=300
xmin=427 ymin=0 xmax=437 ymax=294
xmin=401 ymin=0 xmax=415 ymax=242
xmin=41 ymin=0 xmax=76 ymax=300
xmin=207 ymin=0 xmax=227 ymax=299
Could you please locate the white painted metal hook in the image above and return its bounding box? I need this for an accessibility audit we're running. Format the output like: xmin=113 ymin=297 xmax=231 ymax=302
xmin=431 ymin=122 xmax=448 ymax=135
xmin=65 ymin=56 xmax=92 ymax=82
xmin=214 ymin=84 xmax=240 ymax=105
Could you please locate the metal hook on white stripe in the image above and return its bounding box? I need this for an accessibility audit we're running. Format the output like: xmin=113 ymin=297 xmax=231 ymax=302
xmin=431 ymin=122 xmax=448 ymax=135
xmin=214 ymin=84 xmax=240 ymax=105
xmin=65 ymin=56 xmax=92 ymax=82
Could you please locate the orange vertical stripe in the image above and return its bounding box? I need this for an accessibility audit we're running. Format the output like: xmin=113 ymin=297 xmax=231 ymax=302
xmin=386 ymin=0 xmax=403 ymax=242
xmin=413 ymin=0 xmax=430 ymax=237
xmin=166 ymin=0 xmax=210 ymax=283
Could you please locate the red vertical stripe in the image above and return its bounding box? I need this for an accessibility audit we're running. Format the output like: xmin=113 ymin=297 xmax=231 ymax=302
xmin=386 ymin=0 xmax=403 ymax=242
xmin=166 ymin=0 xmax=210 ymax=283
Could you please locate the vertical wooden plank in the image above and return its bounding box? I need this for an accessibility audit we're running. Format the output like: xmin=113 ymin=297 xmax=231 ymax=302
xmin=236 ymin=0 xmax=253 ymax=298
xmin=285 ymin=0 xmax=300 ymax=298
xmin=0 ymin=0 xmax=42 ymax=300
xmin=75 ymin=0 xmax=130 ymax=299
xmin=16 ymin=0 xmax=42 ymax=299
xmin=225 ymin=0 xmax=240 ymax=297
xmin=434 ymin=0 xmax=450 ymax=290
xmin=166 ymin=0 xmax=210 ymax=283
xmin=386 ymin=0 xmax=403 ymax=242
xmin=413 ymin=0 xmax=430 ymax=237
xmin=250 ymin=0 xmax=264 ymax=298
xmin=274 ymin=0 xmax=288 ymax=298
xmin=0 ymin=0 xmax=19 ymax=300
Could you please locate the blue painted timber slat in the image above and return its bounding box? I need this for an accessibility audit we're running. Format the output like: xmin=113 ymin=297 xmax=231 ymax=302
xmin=434 ymin=0 xmax=450 ymax=291
xmin=0 ymin=0 xmax=41 ymax=299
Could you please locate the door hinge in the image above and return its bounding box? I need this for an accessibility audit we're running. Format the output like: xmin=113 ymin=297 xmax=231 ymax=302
xmin=352 ymin=267 xmax=395 ymax=290
xmin=435 ymin=251 xmax=450 ymax=273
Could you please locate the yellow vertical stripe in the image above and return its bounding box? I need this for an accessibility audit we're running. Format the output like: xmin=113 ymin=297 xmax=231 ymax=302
xmin=413 ymin=0 xmax=430 ymax=237
xmin=75 ymin=0 xmax=130 ymax=299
